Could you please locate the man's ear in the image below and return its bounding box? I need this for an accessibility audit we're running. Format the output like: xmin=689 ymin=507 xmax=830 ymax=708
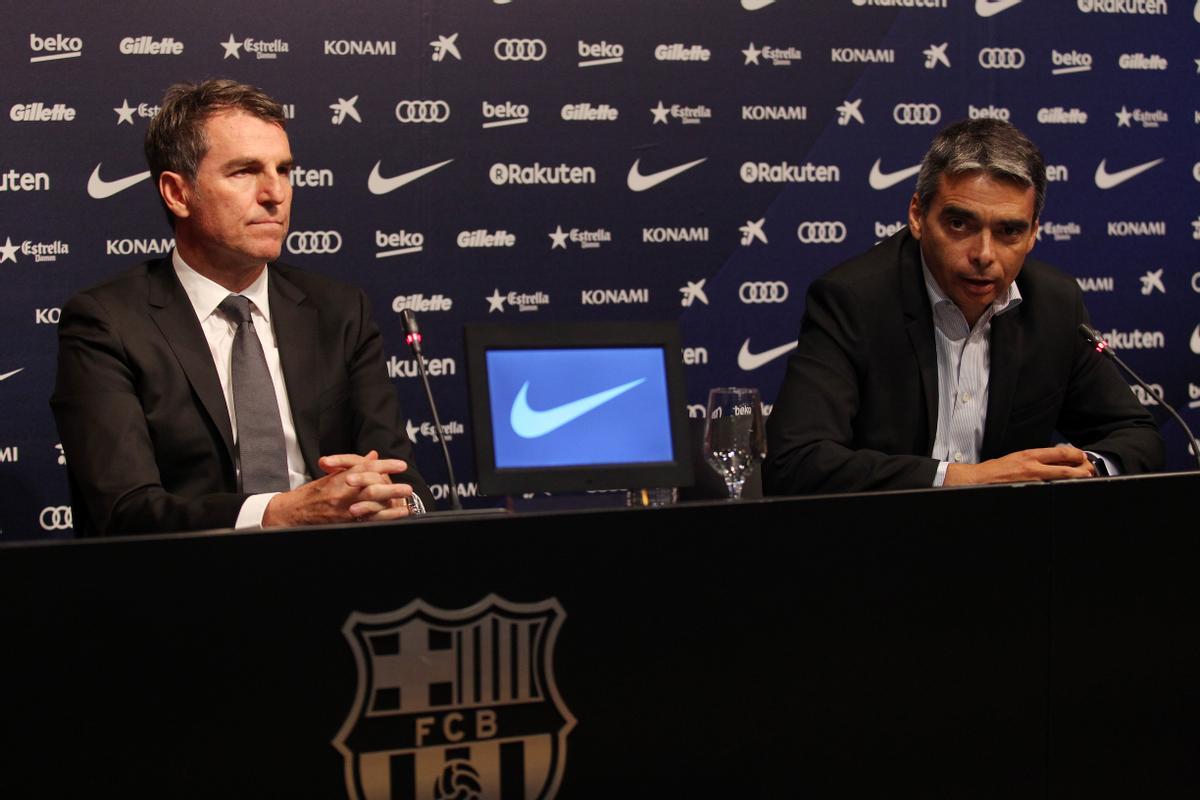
xmin=158 ymin=171 xmax=191 ymax=220
xmin=907 ymin=193 xmax=923 ymax=239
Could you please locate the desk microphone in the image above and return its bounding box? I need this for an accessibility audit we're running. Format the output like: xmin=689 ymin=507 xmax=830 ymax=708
xmin=1078 ymin=324 xmax=1200 ymax=469
xmin=402 ymin=310 xmax=462 ymax=510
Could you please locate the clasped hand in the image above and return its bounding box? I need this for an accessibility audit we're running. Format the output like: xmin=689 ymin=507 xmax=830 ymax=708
xmin=262 ymin=450 xmax=414 ymax=526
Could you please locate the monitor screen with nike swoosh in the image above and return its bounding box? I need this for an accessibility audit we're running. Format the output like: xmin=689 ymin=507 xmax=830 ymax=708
xmin=465 ymin=321 xmax=692 ymax=494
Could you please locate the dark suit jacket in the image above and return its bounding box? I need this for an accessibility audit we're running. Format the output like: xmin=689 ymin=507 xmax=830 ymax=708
xmin=763 ymin=229 xmax=1163 ymax=495
xmin=51 ymin=258 xmax=434 ymax=536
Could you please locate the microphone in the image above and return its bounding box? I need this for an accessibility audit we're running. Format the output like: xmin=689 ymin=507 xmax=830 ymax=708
xmin=1078 ymin=324 xmax=1200 ymax=469
xmin=402 ymin=310 xmax=462 ymax=510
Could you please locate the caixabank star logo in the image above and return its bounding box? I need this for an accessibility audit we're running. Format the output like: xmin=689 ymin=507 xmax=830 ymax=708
xmin=333 ymin=595 xmax=575 ymax=800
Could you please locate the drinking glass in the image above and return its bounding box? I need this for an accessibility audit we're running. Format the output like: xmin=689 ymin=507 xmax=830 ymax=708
xmin=703 ymin=387 xmax=766 ymax=500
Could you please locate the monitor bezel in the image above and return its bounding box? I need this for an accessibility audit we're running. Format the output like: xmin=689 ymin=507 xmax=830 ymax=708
xmin=464 ymin=321 xmax=694 ymax=495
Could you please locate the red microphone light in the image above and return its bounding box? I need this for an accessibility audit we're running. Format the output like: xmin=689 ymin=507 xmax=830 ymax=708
xmin=405 ymin=332 xmax=422 ymax=346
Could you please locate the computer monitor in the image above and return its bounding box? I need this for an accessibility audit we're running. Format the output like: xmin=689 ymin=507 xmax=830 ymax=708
xmin=464 ymin=321 xmax=693 ymax=495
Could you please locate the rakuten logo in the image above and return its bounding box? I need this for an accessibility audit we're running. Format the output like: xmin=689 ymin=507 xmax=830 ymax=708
xmin=1037 ymin=107 xmax=1088 ymax=124
xmin=740 ymin=161 xmax=840 ymax=183
xmin=561 ymin=103 xmax=619 ymax=121
xmin=654 ymin=43 xmax=711 ymax=61
xmin=1051 ymin=49 xmax=1093 ymax=75
xmin=489 ymin=163 xmax=596 ymax=185
xmin=392 ymin=294 xmax=453 ymax=312
xmin=1077 ymin=0 xmax=1166 ymax=14
xmin=0 ymin=170 xmax=50 ymax=192
xmin=457 ymin=229 xmax=515 ymax=248
xmin=289 ymin=167 xmax=333 ymax=187
xmin=29 ymin=34 xmax=83 ymax=63
xmin=106 ymin=237 xmax=174 ymax=255
xmin=9 ymin=103 xmax=75 ymax=122
xmin=375 ymin=230 xmax=425 ymax=258
xmin=482 ymin=101 xmax=529 ymax=128
xmin=387 ymin=355 xmax=456 ymax=378
xmin=1118 ymin=52 xmax=1167 ymax=70
xmin=1046 ymin=165 xmax=1069 ymax=182
xmin=851 ymin=0 xmax=948 ymax=7
xmin=118 ymin=36 xmax=184 ymax=55
xmin=578 ymin=40 xmax=623 ymax=67
xmin=1101 ymin=329 xmax=1165 ymax=349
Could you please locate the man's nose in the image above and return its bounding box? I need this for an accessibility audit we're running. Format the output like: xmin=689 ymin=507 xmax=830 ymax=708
xmin=971 ymin=230 xmax=996 ymax=267
xmin=259 ymin=171 xmax=289 ymax=205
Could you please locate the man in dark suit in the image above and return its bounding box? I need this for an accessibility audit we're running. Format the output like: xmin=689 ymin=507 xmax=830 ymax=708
xmin=52 ymin=80 xmax=433 ymax=536
xmin=764 ymin=119 xmax=1163 ymax=495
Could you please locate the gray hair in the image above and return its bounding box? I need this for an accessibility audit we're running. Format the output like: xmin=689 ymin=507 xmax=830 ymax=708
xmin=144 ymin=79 xmax=287 ymax=226
xmin=914 ymin=118 xmax=1046 ymax=221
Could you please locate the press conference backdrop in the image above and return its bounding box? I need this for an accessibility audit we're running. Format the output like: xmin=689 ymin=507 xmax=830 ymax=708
xmin=1 ymin=0 xmax=1196 ymax=540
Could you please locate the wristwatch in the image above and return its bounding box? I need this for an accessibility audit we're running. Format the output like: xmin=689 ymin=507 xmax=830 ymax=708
xmin=1086 ymin=452 xmax=1109 ymax=477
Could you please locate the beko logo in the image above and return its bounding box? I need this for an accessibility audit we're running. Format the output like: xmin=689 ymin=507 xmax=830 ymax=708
xmin=324 ymin=40 xmax=396 ymax=56
xmin=487 ymin=289 xmax=550 ymax=313
xmin=831 ymin=47 xmax=895 ymax=63
xmin=1077 ymin=277 xmax=1115 ymax=292
xmin=741 ymin=161 xmax=841 ymax=183
xmin=1051 ymin=49 xmax=1093 ymax=75
xmin=1119 ymin=53 xmax=1168 ymax=70
xmin=742 ymin=105 xmax=807 ymax=121
xmin=875 ymin=221 xmax=906 ymax=239
xmin=654 ymin=43 xmax=711 ymax=61
xmin=105 ymin=237 xmax=174 ymax=255
xmin=29 ymin=34 xmax=83 ymax=62
xmin=968 ymin=104 xmax=1010 ymax=121
xmin=651 ymin=102 xmax=712 ymax=125
xmin=1040 ymin=221 xmax=1081 ymax=241
xmin=490 ymin=162 xmax=596 ymax=185
xmin=1100 ymin=329 xmax=1165 ymax=349
xmin=739 ymin=281 xmax=789 ymax=303
xmin=549 ymin=226 xmax=611 ymax=249
xmin=893 ymin=103 xmax=941 ymax=125
xmin=642 ymin=226 xmax=709 ymax=243
xmin=286 ymin=230 xmax=342 ymax=255
xmin=392 ymin=294 xmax=453 ymax=313
xmin=39 ymin=506 xmax=73 ymax=531
xmin=979 ymin=47 xmax=1025 ymax=69
xmin=561 ymin=103 xmax=619 ymax=121
xmin=1107 ymin=220 xmax=1166 ymax=236
xmin=387 ymin=355 xmax=456 ymax=378
xmin=221 ymin=34 xmax=289 ymax=59
xmin=581 ymin=288 xmax=650 ymax=305
xmin=9 ymin=103 xmax=75 ymax=122
xmin=457 ymin=229 xmax=516 ymax=248
xmin=0 ymin=237 xmax=69 ymax=263
xmin=578 ymin=40 xmax=623 ymax=67
xmin=851 ymin=0 xmax=948 ymax=6
xmin=0 ymin=170 xmax=50 ymax=192
xmin=494 ymin=39 xmax=546 ymax=61
xmin=288 ymin=166 xmax=333 ymax=188
xmin=743 ymin=42 xmax=802 ymax=65
xmin=483 ymin=101 xmax=529 ymax=128
xmin=797 ymin=221 xmax=848 ymax=243
xmin=1038 ymin=107 xmax=1088 ymax=124
xmin=1077 ymin=0 xmax=1167 ymax=13
xmin=118 ymin=36 xmax=184 ymax=55
xmin=394 ymin=100 xmax=450 ymax=123
xmin=375 ymin=230 xmax=425 ymax=258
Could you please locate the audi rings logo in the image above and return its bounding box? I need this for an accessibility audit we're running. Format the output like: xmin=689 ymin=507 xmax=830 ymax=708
xmin=39 ymin=505 xmax=72 ymax=531
xmin=494 ymin=38 xmax=547 ymax=61
xmin=978 ymin=47 xmax=1025 ymax=69
xmin=739 ymin=281 xmax=789 ymax=303
xmin=797 ymin=221 xmax=848 ymax=244
xmin=286 ymin=230 xmax=342 ymax=255
xmin=892 ymin=103 xmax=942 ymax=125
xmin=394 ymin=100 xmax=450 ymax=123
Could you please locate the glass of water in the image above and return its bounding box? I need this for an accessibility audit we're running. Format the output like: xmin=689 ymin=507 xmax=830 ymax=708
xmin=703 ymin=387 xmax=766 ymax=500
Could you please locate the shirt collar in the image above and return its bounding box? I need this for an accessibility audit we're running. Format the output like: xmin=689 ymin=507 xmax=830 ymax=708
xmin=172 ymin=250 xmax=271 ymax=324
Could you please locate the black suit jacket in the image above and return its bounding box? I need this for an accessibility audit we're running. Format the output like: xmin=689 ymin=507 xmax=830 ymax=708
xmin=763 ymin=229 xmax=1163 ymax=495
xmin=51 ymin=258 xmax=434 ymax=536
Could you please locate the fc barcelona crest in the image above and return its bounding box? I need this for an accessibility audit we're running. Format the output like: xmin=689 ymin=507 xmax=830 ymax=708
xmin=333 ymin=595 xmax=576 ymax=800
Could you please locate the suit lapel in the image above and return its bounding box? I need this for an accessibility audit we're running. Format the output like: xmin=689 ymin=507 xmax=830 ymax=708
xmin=898 ymin=233 xmax=939 ymax=453
xmin=146 ymin=259 xmax=237 ymax=461
xmin=982 ymin=306 xmax=1022 ymax=459
xmin=269 ymin=267 xmax=322 ymax=475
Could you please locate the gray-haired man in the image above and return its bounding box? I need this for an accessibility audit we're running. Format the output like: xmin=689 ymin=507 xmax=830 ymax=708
xmin=764 ymin=118 xmax=1163 ymax=495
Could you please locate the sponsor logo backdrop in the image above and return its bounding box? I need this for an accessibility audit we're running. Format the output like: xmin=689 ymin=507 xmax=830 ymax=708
xmin=1 ymin=1 xmax=1195 ymax=538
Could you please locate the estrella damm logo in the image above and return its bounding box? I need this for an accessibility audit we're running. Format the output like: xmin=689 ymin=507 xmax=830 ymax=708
xmin=333 ymin=595 xmax=575 ymax=800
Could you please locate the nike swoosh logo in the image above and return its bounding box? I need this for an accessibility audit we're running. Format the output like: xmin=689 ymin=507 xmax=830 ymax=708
xmin=1094 ymin=157 xmax=1164 ymax=190
xmin=627 ymin=157 xmax=707 ymax=192
xmin=975 ymin=0 xmax=1022 ymax=17
xmin=367 ymin=159 xmax=454 ymax=195
xmin=87 ymin=164 xmax=151 ymax=199
xmin=737 ymin=339 xmax=797 ymax=371
xmin=868 ymin=159 xmax=921 ymax=191
xmin=742 ymin=0 xmax=776 ymax=9
xmin=0 ymin=368 xmax=24 ymax=382
xmin=1191 ymin=324 xmax=1200 ymax=356
xmin=510 ymin=378 xmax=645 ymax=438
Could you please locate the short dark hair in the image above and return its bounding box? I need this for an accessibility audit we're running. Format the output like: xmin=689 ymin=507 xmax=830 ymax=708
xmin=914 ymin=118 xmax=1046 ymax=221
xmin=144 ymin=79 xmax=286 ymax=226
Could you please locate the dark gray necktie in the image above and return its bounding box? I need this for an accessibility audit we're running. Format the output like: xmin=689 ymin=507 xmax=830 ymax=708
xmin=219 ymin=294 xmax=290 ymax=493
